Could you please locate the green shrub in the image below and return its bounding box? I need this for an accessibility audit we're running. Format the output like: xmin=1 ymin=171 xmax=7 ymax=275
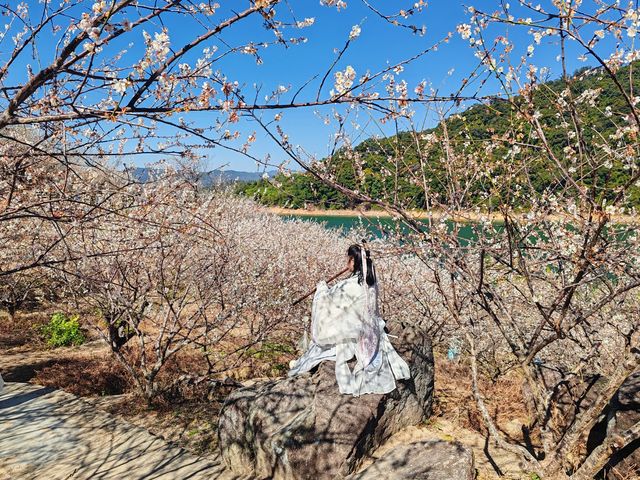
xmin=41 ymin=312 xmax=85 ymax=348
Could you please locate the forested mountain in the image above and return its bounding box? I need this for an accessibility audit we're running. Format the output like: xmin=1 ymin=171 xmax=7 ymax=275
xmin=128 ymin=167 xmax=275 ymax=186
xmin=238 ymin=63 xmax=640 ymax=210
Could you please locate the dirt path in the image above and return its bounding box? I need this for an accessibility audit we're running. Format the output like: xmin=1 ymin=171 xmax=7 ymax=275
xmin=0 ymin=382 xmax=237 ymax=480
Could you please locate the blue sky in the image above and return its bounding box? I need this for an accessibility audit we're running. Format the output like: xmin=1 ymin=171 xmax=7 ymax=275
xmin=186 ymin=0 xmax=618 ymax=172
xmin=5 ymin=1 xmax=624 ymax=172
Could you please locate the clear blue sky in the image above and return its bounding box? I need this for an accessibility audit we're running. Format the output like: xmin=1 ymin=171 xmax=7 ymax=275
xmin=183 ymin=0 xmax=617 ymax=172
xmin=7 ymin=1 xmax=620 ymax=172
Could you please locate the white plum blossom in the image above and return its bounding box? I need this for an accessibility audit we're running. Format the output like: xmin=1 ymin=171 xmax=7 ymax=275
xmin=321 ymin=0 xmax=347 ymax=10
xmin=296 ymin=17 xmax=315 ymax=28
xmin=243 ymin=44 xmax=257 ymax=55
xmin=144 ymin=30 xmax=171 ymax=62
xmin=15 ymin=2 xmax=28 ymax=18
xmin=332 ymin=65 xmax=356 ymax=96
xmin=92 ymin=1 xmax=106 ymax=15
xmin=576 ymin=88 xmax=601 ymax=107
xmin=88 ymin=27 xmax=100 ymax=40
xmin=78 ymin=13 xmax=92 ymax=33
xmin=113 ymin=78 xmax=131 ymax=94
xmin=457 ymin=23 xmax=471 ymax=39
xmin=349 ymin=25 xmax=361 ymax=39
xmin=197 ymin=2 xmax=218 ymax=15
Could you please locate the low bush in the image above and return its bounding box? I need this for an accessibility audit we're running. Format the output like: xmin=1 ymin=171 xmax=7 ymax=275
xmin=40 ymin=312 xmax=85 ymax=348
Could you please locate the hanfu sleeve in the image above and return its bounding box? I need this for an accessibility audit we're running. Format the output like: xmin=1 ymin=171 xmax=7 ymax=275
xmin=311 ymin=278 xmax=364 ymax=346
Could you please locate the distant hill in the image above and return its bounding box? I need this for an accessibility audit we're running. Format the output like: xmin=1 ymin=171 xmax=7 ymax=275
xmin=238 ymin=63 xmax=640 ymax=210
xmin=126 ymin=167 xmax=275 ymax=187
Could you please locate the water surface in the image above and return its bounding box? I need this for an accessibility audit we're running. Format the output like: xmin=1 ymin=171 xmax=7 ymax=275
xmin=281 ymin=214 xmax=479 ymax=243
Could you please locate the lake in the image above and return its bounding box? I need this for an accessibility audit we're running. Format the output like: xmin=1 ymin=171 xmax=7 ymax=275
xmin=280 ymin=213 xmax=479 ymax=243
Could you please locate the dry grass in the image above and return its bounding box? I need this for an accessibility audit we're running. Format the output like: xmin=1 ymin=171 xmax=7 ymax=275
xmin=84 ymin=378 xmax=234 ymax=455
xmin=33 ymin=356 xmax=131 ymax=396
xmin=605 ymin=461 xmax=640 ymax=480
xmin=0 ymin=310 xmax=48 ymax=349
xmin=0 ymin=305 xmax=103 ymax=352
xmin=433 ymin=353 xmax=531 ymax=444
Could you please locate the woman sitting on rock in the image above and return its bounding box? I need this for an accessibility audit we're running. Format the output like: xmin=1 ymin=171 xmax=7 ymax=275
xmin=288 ymin=244 xmax=410 ymax=396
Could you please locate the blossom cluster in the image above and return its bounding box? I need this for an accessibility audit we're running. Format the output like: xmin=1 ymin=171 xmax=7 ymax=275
xmin=331 ymin=65 xmax=356 ymax=97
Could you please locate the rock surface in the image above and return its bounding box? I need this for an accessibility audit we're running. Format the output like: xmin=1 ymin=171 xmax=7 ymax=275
xmin=537 ymin=367 xmax=639 ymax=479
xmin=346 ymin=440 xmax=475 ymax=480
xmin=603 ymin=370 xmax=640 ymax=479
xmin=218 ymin=325 xmax=434 ymax=479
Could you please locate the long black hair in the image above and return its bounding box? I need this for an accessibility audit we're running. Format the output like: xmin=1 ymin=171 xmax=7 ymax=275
xmin=347 ymin=244 xmax=376 ymax=287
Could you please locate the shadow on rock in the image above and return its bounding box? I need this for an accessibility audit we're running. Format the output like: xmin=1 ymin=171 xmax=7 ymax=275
xmin=217 ymin=325 xmax=435 ymax=479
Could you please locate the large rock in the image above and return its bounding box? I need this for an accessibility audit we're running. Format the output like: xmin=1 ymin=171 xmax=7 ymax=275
xmin=537 ymin=368 xmax=639 ymax=479
xmin=218 ymin=325 xmax=434 ymax=479
xmin=346 ymin=440 xmax=475 ymax=480
xmin=602 ymin=370 xmax=640 ymax=479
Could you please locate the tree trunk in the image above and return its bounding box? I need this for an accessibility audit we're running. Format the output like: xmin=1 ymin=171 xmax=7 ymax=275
xmin=571 ymin=421 xmax=640 ymax=480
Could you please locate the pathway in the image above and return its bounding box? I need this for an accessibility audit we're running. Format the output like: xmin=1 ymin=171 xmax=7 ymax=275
xmin=0 ymin=382 xmax=236 ymax=480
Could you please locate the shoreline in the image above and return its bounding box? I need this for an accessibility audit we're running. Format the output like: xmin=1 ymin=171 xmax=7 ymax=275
xmin=267 ymin=206 xmax=638 ymax=224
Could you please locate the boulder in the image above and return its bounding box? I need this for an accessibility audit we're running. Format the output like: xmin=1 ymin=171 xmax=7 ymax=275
xmin=602 ymin=370 xmax=640 ymax=479
xmin=537 ymin=367 xmax=639 ymax=479
xmin=217 ymin=325 xmax=434 ymax=479
xmin=346 ymin=440 xmax=475 ymax=480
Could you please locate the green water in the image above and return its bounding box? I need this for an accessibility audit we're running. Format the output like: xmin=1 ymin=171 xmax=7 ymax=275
xmin=281 ymin=214 xmax=479 ymax=242
xmin=282 ymin=214 xmax=395 ymax=237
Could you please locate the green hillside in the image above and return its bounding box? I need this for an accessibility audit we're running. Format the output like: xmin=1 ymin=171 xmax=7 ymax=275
xmin=238 ymin=63 xmax=640 ymax=210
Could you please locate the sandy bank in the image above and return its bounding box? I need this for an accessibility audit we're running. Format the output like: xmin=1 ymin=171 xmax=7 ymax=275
xmin=267 ymin=207 xmax=638 ymax=224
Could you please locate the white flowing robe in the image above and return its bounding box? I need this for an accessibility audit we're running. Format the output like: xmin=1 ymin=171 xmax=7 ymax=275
xmin=288 ymin=276 xmax=410 ymax=396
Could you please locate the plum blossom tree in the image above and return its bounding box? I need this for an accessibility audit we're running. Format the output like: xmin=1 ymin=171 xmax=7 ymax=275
xmin=1 ymin=0 xmax=638 ymax=477
xmin=0 ymin=0 xmax=436 ymax=399
xmin=0 ymin=0 xmax=438 ymax=276
xmin=53 ymin=171 xmax=348 ymax=400
xmin=248 ymin=2 xmax=640 ymax=478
